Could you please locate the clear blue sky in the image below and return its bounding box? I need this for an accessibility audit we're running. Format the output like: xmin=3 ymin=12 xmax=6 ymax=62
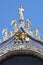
xmin=0 ymin=0 xmax=43 ymax=39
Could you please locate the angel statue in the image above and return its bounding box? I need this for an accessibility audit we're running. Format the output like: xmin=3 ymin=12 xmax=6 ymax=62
xmin=2 ymin=28 xmax=10 ymax=41
xmin=11 ymin=20 xmax=19 ymax=32
xmin=25 ymin=19 xmax=31 ymax=30
xmin=35 ymin=27 xmax=40 ymax=39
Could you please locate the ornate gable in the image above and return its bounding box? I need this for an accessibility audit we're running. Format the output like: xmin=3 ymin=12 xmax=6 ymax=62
xmin=0 ymin=5 xmax=43 ymax=62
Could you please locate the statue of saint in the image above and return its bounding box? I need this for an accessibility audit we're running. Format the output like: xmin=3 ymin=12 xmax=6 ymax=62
xmin=18 ymin=5 xmax=24 ymax=21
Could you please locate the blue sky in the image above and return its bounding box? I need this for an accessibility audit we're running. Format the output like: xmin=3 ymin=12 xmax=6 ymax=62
xmin=0 ymin=0 xmax=43 ymax=39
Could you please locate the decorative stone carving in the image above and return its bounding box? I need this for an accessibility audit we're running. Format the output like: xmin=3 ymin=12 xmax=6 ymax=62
xmin=0 ymin=5 xmax=42 ymax=42
xmin=0 ymin=43 xmax=43 ymax=60
xmin=0 ymin=5 xmax=43 ymax=61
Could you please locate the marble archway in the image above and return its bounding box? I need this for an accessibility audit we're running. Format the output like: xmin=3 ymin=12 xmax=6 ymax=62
xmin=0 ymin=48 xmax=43 ymax=65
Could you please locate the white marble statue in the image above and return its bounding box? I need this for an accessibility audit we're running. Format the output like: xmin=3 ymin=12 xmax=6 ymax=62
xmin=18 ymin=5 xmax=24 ymax=27
xmin=25 ymin=19 xmax=31 ymax=30
xmin=11 ymin=20 xmax=18 ymax=32
xmin=18 ymin=5 xmax=24 ymax=20
xmin=35 ymin=27 xmax=40 ymax=39
xmin=2 ymin=29 xmax=10 ymax=41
